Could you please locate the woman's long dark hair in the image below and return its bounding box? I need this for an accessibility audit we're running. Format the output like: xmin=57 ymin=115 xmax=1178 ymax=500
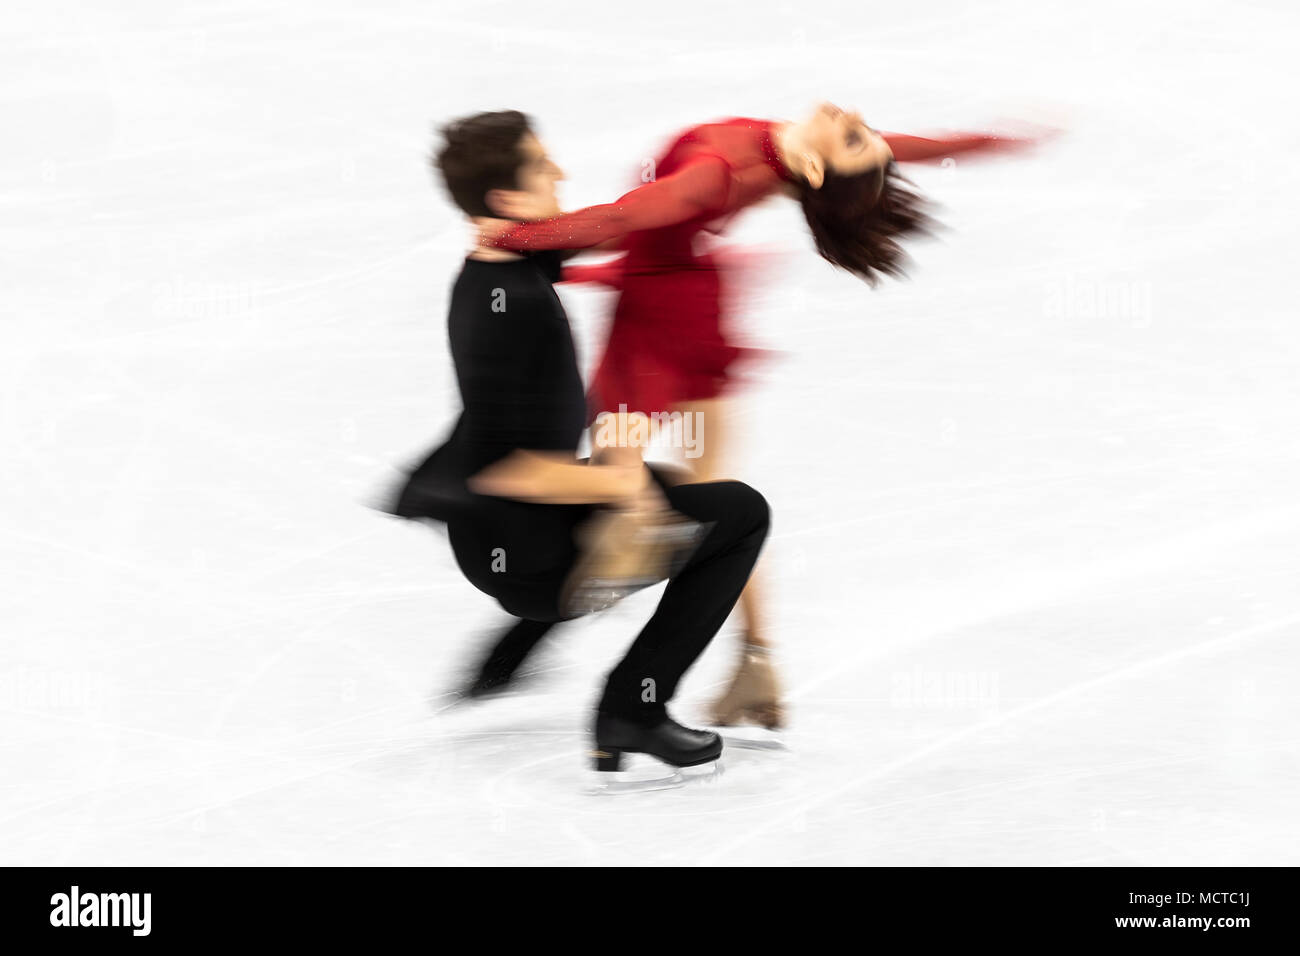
xmin=798 ymin=161 xmax=935 ymax=286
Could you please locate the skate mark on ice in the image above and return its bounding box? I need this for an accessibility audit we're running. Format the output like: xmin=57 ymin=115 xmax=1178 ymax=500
xmin=700 ymin=610 xmax=1300 ymax=864
xmin=787 ymin=504 xmax=1300 ymax=700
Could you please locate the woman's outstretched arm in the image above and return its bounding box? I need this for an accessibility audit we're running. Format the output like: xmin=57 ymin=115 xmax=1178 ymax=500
xmin=559 ymin=256 xmax=628 ymax=290
xmin=881 ymin=130 xmax=1039 ymax=164
xmin=488 ymin=154 xmax=731 ymax=252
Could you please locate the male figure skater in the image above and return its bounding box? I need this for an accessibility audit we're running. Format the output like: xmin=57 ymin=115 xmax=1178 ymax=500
xmin=391 ymin=111 xmax=770 ymax=773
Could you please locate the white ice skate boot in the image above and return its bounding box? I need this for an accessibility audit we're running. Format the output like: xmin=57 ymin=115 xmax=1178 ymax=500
xmin=709 ymin=642 xmax=785 ymax=731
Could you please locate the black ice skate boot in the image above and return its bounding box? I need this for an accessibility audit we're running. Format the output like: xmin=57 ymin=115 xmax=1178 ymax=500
xmin=459 ymin=619 xmax=555 ymax=701
xmin=591 ymin=712 xmax=723 ymax=771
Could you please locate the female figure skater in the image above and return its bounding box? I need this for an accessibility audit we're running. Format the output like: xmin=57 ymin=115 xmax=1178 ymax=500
xmin=483 ymin=103 xmax=1039 ymax=729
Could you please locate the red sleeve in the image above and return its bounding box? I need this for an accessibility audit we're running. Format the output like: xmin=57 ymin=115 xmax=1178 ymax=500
xmin=492 ymin=154 xmax=731 ymax=252
xmin=881 ymin=131 xmax=1032 ymax=164
xmin=558 ymin=256 xmax=627 ymax=291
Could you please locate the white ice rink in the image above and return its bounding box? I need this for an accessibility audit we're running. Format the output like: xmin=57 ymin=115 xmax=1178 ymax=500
xmin=3 ymin=0 xmax=1299 ymax=865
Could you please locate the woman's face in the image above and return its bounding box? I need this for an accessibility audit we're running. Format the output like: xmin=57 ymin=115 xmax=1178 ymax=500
xmin=801 ymin=102 xmax=893 ymax=177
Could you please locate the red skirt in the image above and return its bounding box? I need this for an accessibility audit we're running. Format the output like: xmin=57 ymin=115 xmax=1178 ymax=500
xmin=564 ymin=245 xmax=783 ymax=420
xmin=585 ymin=266 xmax=748 ymax=419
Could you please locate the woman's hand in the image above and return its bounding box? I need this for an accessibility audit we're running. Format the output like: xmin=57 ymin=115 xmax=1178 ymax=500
xmin=474 ymin=217 xmax=512 ymax=249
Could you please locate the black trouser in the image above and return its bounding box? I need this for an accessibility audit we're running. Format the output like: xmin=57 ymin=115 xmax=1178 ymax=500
xmin=459 ymin=479 xmax=770 ymax=724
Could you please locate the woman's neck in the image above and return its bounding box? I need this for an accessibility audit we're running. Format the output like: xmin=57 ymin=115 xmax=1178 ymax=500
xmin=772 ymin=121 xmax=801 ymax=177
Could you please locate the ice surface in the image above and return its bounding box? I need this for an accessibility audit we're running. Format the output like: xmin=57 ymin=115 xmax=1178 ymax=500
xmin=3 ymin=0 xmax=1299 ymax=864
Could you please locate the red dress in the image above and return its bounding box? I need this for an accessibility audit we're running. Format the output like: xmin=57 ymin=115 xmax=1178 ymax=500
xmin=493 ymin=118 xmax=1016 ymax=416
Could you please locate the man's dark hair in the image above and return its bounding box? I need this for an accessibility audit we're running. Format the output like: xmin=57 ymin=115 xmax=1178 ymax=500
xmin=434 ymin=110 xmax=533 ymax=218
xmin=798 ymin=162 xmax=936 ymax=286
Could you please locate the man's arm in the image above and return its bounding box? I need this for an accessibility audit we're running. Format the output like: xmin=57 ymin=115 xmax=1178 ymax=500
xmin=469 ymin=411 xmax=663 ymax=507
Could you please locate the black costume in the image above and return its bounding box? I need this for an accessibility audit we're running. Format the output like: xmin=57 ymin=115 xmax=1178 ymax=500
xmin=392 ymin=252 xmax=768 ymax=725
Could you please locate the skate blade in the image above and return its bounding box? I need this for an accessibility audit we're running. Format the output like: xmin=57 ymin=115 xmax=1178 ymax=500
xmin=586 ymin=760 xmax=724 ymax=796
xmin=429 ymin=686 xmax=520 ymax=717
xmin=428 ymin=689 xmax=473 ymax=716
xmin=431 ymin=690 xmax=508 ymax=718
xmin=717 ymin=727 xmax=788 ymax=751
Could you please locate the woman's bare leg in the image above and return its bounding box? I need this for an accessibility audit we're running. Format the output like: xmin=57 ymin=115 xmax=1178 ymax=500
xmin=676 ymin=399 xmax=784 ymax=728
xmin=676 ymin=400 xmax=770 ymax=648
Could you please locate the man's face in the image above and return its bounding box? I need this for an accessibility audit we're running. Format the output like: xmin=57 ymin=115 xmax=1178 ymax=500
xmin=488 ymin=132 xmax=563 ymax=220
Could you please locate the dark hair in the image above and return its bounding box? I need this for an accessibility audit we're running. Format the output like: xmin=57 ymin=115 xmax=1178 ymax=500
xmin=798 ymin=161 xmax=935 ymax=286
xmin=434 ymin=110 xmax=533 ymax=218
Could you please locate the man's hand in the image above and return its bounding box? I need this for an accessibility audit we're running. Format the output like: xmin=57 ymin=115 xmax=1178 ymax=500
xmin=613 ymin=468 xmax=671 ymax=519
